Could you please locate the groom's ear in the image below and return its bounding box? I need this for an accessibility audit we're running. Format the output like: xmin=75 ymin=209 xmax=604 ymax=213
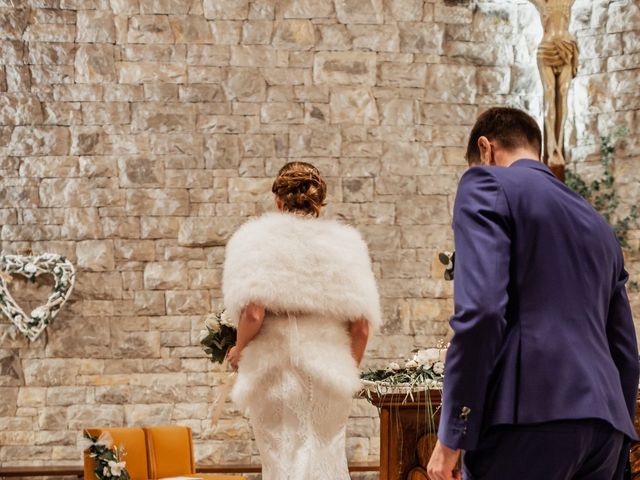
xmin=477 ymin=136 xmax=493 ymax=166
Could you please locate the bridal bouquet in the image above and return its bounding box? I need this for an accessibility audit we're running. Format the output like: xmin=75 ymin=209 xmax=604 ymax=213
xmin=200 ymin=309 xmax=237 ymax=364
xmin=360 ymin=346 xmax=447 ymax=392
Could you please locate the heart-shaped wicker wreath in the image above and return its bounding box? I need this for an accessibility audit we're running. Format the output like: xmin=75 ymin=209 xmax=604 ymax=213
xmin=0 ymin=253 xmax=76 ymax=341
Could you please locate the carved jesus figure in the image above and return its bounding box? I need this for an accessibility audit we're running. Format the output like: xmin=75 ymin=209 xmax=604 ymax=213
xmin=532 ymin=0 xmax=578 ymax=170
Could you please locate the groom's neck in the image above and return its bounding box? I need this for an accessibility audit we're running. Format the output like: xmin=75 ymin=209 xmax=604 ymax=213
xmin=495 ymin=148 xmax=541 ymax=167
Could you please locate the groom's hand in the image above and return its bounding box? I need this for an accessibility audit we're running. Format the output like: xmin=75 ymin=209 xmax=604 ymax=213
xmin=427 ymin=440 xmax=462 ymax=480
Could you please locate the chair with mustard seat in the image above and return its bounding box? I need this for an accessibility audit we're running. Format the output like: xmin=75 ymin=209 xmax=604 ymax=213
xmin=83 ymin=427 xmax=150 ymax=480
xmin=143 ymin=425 xmax=246 ymax=480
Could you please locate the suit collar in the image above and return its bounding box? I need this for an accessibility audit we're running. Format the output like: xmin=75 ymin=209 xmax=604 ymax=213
xmin=510 ymin=159 xmax=554 ymax=176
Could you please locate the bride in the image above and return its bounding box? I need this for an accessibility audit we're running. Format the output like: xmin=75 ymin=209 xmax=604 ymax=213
xmin=223 ymin=161 xmax=381 ymax=480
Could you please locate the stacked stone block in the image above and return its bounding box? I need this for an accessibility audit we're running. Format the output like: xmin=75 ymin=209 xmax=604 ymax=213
xmin=0 ymin=0 xmax=637 ymax=473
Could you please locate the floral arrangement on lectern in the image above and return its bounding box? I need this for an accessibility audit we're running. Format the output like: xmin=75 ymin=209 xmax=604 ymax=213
xmin=359 ymin=248 xmax=454 ymax=394
xmin=200 ymin=308 xmax=237 ymax=364
xmin=81 ymin=432 xmax=130 ymax=480
xmin=360 ymin=346 xmax=448 ymax=393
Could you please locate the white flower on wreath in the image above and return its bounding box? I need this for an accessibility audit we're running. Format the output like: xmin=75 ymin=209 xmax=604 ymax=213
xmin=405 ymin=359 xmax=419 ymax=369
xmin=204 ymin=314 xmax=221 ymax=333
xmin=387 ymin=362 xmax=401 ymax=371
xmin=103 ymin=466 xmax=111 ymax=477
xmin=108 ymin=460 xmax=126 ymax=476
xmin=433 ymin=361 xmax=445 ymax=375
xmin=24 ymin=263 xmax=37 ymax=275
xmin=31 ymin=306 xmax=49 ymax=321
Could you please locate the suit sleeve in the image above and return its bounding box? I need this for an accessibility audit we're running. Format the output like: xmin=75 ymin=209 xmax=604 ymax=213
xmin=438 ymin=167 xmax=512 ymax=451
xmin=606 ymin=261 xmax=639 ymax=423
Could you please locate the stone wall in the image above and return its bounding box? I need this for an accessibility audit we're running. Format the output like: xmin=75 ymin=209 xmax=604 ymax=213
xmin=0 ymin=0 xmax=637 ymax=474
xmin=568 ymin=0 xmax=640 ymax=344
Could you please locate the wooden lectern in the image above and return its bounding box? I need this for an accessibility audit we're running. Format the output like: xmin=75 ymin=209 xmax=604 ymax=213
xmin=368 ymin=390 xmax=442 ymax=480
xmin=371 ymin=390 xmax=640 ymax=480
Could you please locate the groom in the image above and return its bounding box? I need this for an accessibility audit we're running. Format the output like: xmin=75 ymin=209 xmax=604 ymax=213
xmin=427 ymin=107 xmax=639 ymax=480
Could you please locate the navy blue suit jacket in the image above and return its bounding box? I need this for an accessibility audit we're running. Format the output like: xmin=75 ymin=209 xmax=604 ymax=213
xmin=438 ymin=159 xmax=639 ymax=451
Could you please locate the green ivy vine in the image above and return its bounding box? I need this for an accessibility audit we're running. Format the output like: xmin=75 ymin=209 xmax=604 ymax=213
xmin=565 ymin=126 xmax=639 ymax=250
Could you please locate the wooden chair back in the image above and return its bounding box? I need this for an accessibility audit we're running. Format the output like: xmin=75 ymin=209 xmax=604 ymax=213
xmin=143 ymin=425 xmax=196 ymax=479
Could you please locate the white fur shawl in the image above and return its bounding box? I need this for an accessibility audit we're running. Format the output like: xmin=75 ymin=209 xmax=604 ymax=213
xmin=222 ymin=212 xmax=382 ymax=331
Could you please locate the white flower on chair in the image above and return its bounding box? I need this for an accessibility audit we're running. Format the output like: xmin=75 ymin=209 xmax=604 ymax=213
xmin=109 ymin=460 xmax=126 ymax=476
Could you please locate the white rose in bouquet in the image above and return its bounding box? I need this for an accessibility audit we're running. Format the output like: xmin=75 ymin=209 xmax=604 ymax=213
xmin=199 ymin=329 xmax=209 ymax=342
xmin=405 ymin=359 xmax=419 ymax=369
xmin=204 ymin=314 xmax=221 ymax=333
xmin=220 ymin=310 xmax=234 ymax=327
xmin=201 ymin=307 xmax=237 ymax=365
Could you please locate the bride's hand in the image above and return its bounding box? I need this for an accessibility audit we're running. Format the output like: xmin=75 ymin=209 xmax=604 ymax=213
xmin=227 ymin=346 xmax=241 ymax=371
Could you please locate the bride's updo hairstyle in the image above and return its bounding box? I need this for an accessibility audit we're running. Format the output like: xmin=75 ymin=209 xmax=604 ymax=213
xmin=271 ymin=162 xmax=327 ymax=218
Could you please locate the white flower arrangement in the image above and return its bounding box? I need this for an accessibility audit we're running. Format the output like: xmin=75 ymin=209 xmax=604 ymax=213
xmin=81 ymin=432 xmax=130 ymax=480
xmin=360 ymin=345 xmax=448 ymax=394
xmin=108 ymin=460 xmax=126 ymax=476
xmin=0 ymin=253 xmax=76 ymax=341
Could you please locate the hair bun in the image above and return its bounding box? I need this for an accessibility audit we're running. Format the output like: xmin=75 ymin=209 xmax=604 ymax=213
xmin=272 ymin=162 xmax=327 ymax=217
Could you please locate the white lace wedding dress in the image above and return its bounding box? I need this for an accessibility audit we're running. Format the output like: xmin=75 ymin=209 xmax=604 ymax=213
xmin=222 ymin=213 xmax=382 ymax=480
xmin=245 ymin=317 xmax=354 ymax=480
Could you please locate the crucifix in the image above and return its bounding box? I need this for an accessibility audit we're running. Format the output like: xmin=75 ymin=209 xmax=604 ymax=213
xmin=532 ymin=0 xmax=579 ymax=181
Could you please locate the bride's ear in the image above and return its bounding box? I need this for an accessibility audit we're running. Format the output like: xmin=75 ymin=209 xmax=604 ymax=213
xmin=275 ymin=196 xmax=283 ymax=211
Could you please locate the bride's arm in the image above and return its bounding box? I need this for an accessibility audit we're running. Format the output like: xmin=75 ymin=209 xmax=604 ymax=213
xmin=349 ymin=317 xmax=370 ymax=367
xmin=236 ymin=303 xmax=265 ymax=350
xmin=228 ymin=303 xmax=265 ymax=370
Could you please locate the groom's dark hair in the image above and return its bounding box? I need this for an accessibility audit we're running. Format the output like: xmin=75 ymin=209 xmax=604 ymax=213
xmin=466 ymin=107 xmax=542 ymax=165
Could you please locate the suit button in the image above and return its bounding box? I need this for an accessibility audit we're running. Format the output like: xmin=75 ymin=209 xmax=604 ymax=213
xmin=460 ymin=406 xmax=471 ymax=420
